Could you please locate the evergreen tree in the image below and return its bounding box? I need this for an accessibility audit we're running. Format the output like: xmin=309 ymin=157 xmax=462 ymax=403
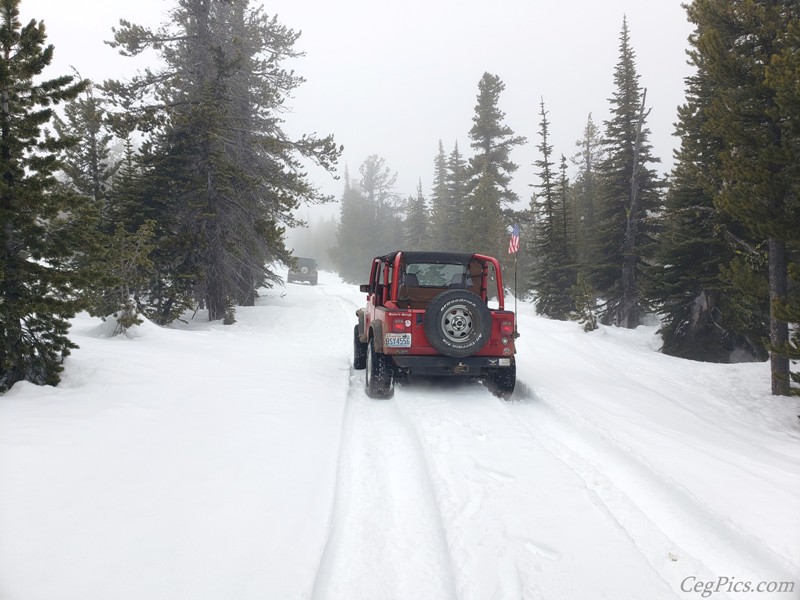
xmin=359 ymin=154 xmax=401 ymax=253
xmin=0 ymin=0 xmax=88 ymax=392
xmin=766 ymin=17 xmax=800 ymax=392
xmin=53 ymin=85 xmax=158 ymax=335
xmin=404 ymin=180 xmax=429 ymax=250
xmin=445 ymin=141 xmax=469 ymax=250
xmin=334 ymin=157 xmax=400 ymax=282
xmin=650 ymin=26 xmax=767 ymax=362
xmin=53 ymin=83 xmax=119 ymax=209
xmin=334 ymin=168 xmax=373 ymax=283
xmin=462 ymin=73 xmax=526 ymax=256
xmin=104 ymin=0 xmax=340 ymax=323
xmin=429 ymin=140 xmax=454 ymax=250
xmin=592 ymin=17 xmax=663 ymax=328
xmin=689 ymin=0 xmax=800 ymax=394
xmin=529 ymin=99 xmax=574 ymax=319
xmin=571 ymin=113 xmax=604 ymax=272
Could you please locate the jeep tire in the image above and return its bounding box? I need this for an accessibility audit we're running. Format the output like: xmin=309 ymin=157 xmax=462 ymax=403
xmin=488 ymin=362 xmax=516 ymax=400
xmin=423 ymin=289 xmax=491 ymax=358
xmin=365 ymin=337 xmax=394 ymax=398
xmin=353 ymin=325 xmax=367 ymax=370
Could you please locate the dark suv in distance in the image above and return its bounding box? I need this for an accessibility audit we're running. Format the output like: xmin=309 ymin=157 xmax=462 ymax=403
xmin=287 ymin=257 xmax=318 ymax=285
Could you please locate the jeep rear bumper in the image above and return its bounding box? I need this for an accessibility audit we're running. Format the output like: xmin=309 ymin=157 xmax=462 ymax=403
xmin=390 ymin=355 xmax=514 ymax=377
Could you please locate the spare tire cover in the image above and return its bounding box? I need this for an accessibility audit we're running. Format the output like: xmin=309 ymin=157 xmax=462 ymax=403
xmin=423 ymin=289 xmax=491 ymax=358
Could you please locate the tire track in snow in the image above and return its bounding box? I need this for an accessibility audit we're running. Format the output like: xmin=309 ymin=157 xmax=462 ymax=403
xmin=503 ymin=395 xmax=798 ymax=594
xmin=391 ymin=382 xmax=677 ymax=600
xmin=309 ymin=373 xmax=459 ymax=600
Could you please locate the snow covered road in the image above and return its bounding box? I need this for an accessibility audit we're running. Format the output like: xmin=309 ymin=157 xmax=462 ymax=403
xmin=0 ymin=271 xmax=798 ymax=600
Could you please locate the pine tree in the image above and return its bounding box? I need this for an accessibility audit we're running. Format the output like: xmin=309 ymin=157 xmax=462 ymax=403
xmin=359 ymin=154 xmax=401 ymax=253
xmin=104 ymin=0 xmax=340 ymax=323
xmin=446 ymin=141 xmax=469 ymax=250
xmin=650 ymin=24 xmax=768 ymax=362
xmin=0 ymin=0 xmax=88 ymax=392
xmin=52 ymin=84 xmax=154 ymax=334
xmin=53 ymin=83 xmax=119 ymax=209
xmin=429 ymin=140 xmax=453 ymax=250
xmin=592 ymin=17 xmax=663 ymax=328
xmin=334 ymin=168 xmax=373 ymax=283
xmin=404 ymin=180 xmax=429 ymax=250
xmin=766 ymin=17 xmax=800 ymax=392
xmin=462 ymin=73 xmax=526 ymax=256
xmin=571 ymin=113 xmax=604 ymax=272
xmin=334 ymin=157 xmax=400 ymax=282
xmin=689 ymin=0 xmax=800 ymax=394
xmin=529 ymin=99 xmax=574 ymax=319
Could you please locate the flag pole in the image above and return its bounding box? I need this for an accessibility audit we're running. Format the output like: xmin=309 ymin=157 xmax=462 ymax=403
xmin=508 ymin=223 xmax=520 ymax=339
xmin=514 ymin=250 xmax=518 ymax=338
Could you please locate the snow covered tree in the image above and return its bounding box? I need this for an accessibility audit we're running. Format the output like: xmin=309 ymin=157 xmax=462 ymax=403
xmin=0 ymin=0 xmax=88 ymax=392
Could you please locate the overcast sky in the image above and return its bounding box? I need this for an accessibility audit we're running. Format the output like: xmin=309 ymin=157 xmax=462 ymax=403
xmin=21 ymin=0 xmax=694 ymax=218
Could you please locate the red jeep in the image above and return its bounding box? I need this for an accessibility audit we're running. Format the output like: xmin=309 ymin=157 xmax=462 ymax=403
xmin=354 ymin=251 xmax=517 ymax=398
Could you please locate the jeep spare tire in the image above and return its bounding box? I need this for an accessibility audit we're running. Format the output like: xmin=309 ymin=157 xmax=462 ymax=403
xmin=423 ymin=289 xmax=491 ymax=358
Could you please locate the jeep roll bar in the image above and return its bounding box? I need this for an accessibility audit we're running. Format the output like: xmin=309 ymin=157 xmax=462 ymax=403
xmin=388 ymin=251 xmax=505 ymax=310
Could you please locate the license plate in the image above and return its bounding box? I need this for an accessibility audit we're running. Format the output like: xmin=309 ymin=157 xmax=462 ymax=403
xmin=499 ymin=358 xmax=511 ymax=366
xmin=384 ymin=333 xmax=412 ymax=348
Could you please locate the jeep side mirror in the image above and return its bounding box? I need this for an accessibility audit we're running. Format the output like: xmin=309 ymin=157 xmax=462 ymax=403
xmin=359 ymin=284 xmax=370 ymax=293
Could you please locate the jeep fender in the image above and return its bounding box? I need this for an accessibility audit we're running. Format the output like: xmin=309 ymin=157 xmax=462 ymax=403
xmin=356 ymin=309 xmax=367 ymax=341
xmin=356 ymin=308 xmax=369 ymax=344
xmin=369 ymin=321 xmax=385 ymax=352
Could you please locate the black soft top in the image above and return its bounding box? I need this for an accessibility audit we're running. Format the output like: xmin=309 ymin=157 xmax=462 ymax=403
xmin=380 ymin=251 xmax=476 ymax=266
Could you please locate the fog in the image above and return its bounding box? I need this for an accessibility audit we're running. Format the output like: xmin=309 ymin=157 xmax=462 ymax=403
xmin=23 ymin=0 xmax=693 ymax=219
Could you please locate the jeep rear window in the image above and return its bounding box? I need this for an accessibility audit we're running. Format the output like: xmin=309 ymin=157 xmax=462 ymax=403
xmin=294 ymin=258 xmax=316 ymax=268
xmin=405 ymin=263 xmax=470 ymax=287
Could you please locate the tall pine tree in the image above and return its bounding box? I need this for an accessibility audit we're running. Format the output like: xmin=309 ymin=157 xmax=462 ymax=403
xmin=105 ymin=0 xmax=340 ymax=323
xmin=689 ymin=0 xmax=800 ymax=394
xmin=529 ymin=99 xmax=574 ymax=319
xmin=404 ymin=180 xmax=429 ymax=250
xmin=446 ymin=141 xmax=469 ymax=250
xmin=592 ymin=17 xmax=663 ymax=328
xmin=0 ymin=0 xmax=88 ymax=392
xmin=429 ymin=140 xmax=454 ymax=251
xmin=651 ymin=16 xmax=768 ymax=362
xmin=462 ymin=73 xmax=526 ymax=257
xmin=571 ymin=113 xmax=604 ymax=274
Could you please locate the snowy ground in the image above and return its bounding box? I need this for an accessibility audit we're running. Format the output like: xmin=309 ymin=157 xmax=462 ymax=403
xmin=1 ymin=271 xmax=798 ymax=600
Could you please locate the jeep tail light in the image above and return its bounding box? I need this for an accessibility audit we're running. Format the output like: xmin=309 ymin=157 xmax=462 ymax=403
xmin=500 ymin=321 xmax=514 ymax=335
xmin=392 ymin=318 xmax=410 ymax=332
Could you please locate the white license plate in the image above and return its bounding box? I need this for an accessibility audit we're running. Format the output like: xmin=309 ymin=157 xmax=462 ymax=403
xmin=499 ymin=358 xmax=511 ymax=366
xmin=384 ymin=333 xmax=412 ymax=348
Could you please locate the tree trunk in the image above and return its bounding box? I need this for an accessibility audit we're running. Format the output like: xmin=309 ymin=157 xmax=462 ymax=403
xmin=768 ymin=237 xmax=790 ymax=395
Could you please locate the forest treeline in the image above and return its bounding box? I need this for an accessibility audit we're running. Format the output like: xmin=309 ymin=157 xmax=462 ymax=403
xmin=333 ymin=7 xmax=799 ymax=396
xmin=0 ymin=0 xmax=797 ymax=397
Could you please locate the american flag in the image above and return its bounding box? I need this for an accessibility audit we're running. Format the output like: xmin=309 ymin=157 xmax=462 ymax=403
xmin=508 ymin=224 xmax=520 ymax=254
